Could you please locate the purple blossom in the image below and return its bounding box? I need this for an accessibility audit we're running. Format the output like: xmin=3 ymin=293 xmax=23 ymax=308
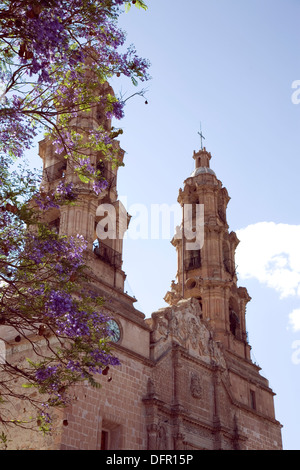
xmin=112 ymin=100 xmax=125 ymax=120
xmin=45 ymin=290 xmax=73 ymax=316
xmin=55 ymin=181 xmax=76 ymax=200
xmin=75 ymin=157 xmax=95 ymax=175
xmin=93 ymin=179 xmax=108 ymax=195
xmin=0 ymin=0 xmax=150 ymax=163
xmin=36 ymin=365 xmax=60 ymax=384
xmin=34 ymin=191 xmax=60 ymax=211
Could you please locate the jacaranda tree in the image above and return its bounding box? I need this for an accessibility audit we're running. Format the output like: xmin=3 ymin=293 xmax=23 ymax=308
xmin=0 ymin=0 xmax=150 ymax=436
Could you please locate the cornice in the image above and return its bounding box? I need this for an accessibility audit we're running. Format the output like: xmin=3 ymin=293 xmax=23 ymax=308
xmin=113 ymin=342 xmax=154 ymax=367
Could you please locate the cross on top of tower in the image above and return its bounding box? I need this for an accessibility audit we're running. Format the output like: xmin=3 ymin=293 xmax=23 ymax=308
xmin=198 ymin=123 xmax=205 ymax=150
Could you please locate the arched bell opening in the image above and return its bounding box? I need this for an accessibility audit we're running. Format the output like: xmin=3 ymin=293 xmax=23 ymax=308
xmin=229 ymin=297 xmax=241 ymax=340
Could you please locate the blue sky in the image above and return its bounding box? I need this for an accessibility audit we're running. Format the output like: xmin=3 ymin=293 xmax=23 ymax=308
xmin=108 ymin=0 xmax=300 ymax=450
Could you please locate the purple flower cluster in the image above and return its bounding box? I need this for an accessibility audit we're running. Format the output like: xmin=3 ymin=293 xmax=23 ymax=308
xmin=93 ymin=178 xmax=109 ymax=195
xmin=90 ymin=349 xmax=121 ymax=370
xmin=0 ymin=109 xmax=38 ymax=159
xmin=55 ymin=181 xmax=76 ymax=200
xmin=35 ymin=365 xmax=60 ymax=384
xmin=0 ymin=0 xmax=150 ymax=163
xmin=25 ymin=233 xmax=87 ymax=273
xmin=105 ymin=100 xmax=125 ymax=121
xmin=52 ymin=130 xmax=82 ymax=156
xmin=45 ymin=290 xmax=73 ymax=316
xmin=112 ymin=100 xmax=125 ymax=120
xmin=20 ymin=14 xmax=68 ymax=82
xmin=34 ymin=191 xmax=60 ymax=211
xmin=75 ymin=157 xmax=95 ymax=175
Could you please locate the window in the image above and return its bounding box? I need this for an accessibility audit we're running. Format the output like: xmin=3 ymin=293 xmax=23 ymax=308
xmin=223 ymin=241 xmax=235 ymax=275
xmin=49 ymin=218 xmax=60 ymax=234
xmin=185 ymin=250 xmax=201 ymax=270
xmin=93 ymin=241 xmax=122 ymax=268
xmin=96 ymin=160 xmax=115 ymax=188
xmin=43 ymin=161 xmax=66 ymax=183
xmin=100 ymin=422 xmax=122 ymax=449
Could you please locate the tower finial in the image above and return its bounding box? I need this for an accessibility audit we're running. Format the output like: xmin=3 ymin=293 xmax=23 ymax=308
xmin=198 ymin=122 xmax=205 ymax=150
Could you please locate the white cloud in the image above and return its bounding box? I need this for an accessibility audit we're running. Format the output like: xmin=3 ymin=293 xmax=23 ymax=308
xmin=236 ymin=222 xmax=300 ymax=299
xmin=235 ymin=222 xmax=300 ymax=334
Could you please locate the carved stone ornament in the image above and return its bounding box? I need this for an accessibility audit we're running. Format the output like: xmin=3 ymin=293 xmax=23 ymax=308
xmin=146 ymin=378 xmax=156 ymax=399
xmin=151 ymin=298 xmax=227 ymax=368
xmin=151 ymin=298 xmax=211 ymax=360
xmin=190 ymin=372 xmax=202 ymax=399
xmin=146 ymin=422 xmax=168 ymax=451
xmin=157 ymin=424 xmax=168 ymax=450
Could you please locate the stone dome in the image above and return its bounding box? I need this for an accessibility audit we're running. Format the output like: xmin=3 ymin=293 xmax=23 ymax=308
xmin=191 ymin=167 xmax=216 ymax=177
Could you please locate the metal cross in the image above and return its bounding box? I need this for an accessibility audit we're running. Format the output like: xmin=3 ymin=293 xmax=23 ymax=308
xmin=198 ymin=123 xmax=205 ymax=150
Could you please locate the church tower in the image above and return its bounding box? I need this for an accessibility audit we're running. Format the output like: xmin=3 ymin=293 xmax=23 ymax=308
xmin=38 ymin=81 xmax=130 ymax=295
xmin=147 ymin=146 xmax=283 ymax=450
xmin=164 ymin=147 xmax=252 ymax=361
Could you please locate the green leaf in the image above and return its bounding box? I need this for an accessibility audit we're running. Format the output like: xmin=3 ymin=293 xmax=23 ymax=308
xmin=78 ymin=173 xmax=90 ymax=183
xmin=136 ymin=0 xmax=148 ymax=10
xmin=125 ymin=1 xmax=147 ymax=13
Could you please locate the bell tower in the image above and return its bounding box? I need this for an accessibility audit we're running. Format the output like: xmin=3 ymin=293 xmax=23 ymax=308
xmin=38 ymin=81 xmax=130 ymax=294
xmin=165 ymin=147 xmax=252 ymax=360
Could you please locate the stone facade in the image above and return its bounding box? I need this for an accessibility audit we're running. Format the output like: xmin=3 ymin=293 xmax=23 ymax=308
xmin=1 ymin=85 xmax=283 ymax=450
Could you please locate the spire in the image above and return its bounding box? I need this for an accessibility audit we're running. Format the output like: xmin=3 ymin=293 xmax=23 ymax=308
xmin=197 ymin=123 xmax=205 ymax=150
